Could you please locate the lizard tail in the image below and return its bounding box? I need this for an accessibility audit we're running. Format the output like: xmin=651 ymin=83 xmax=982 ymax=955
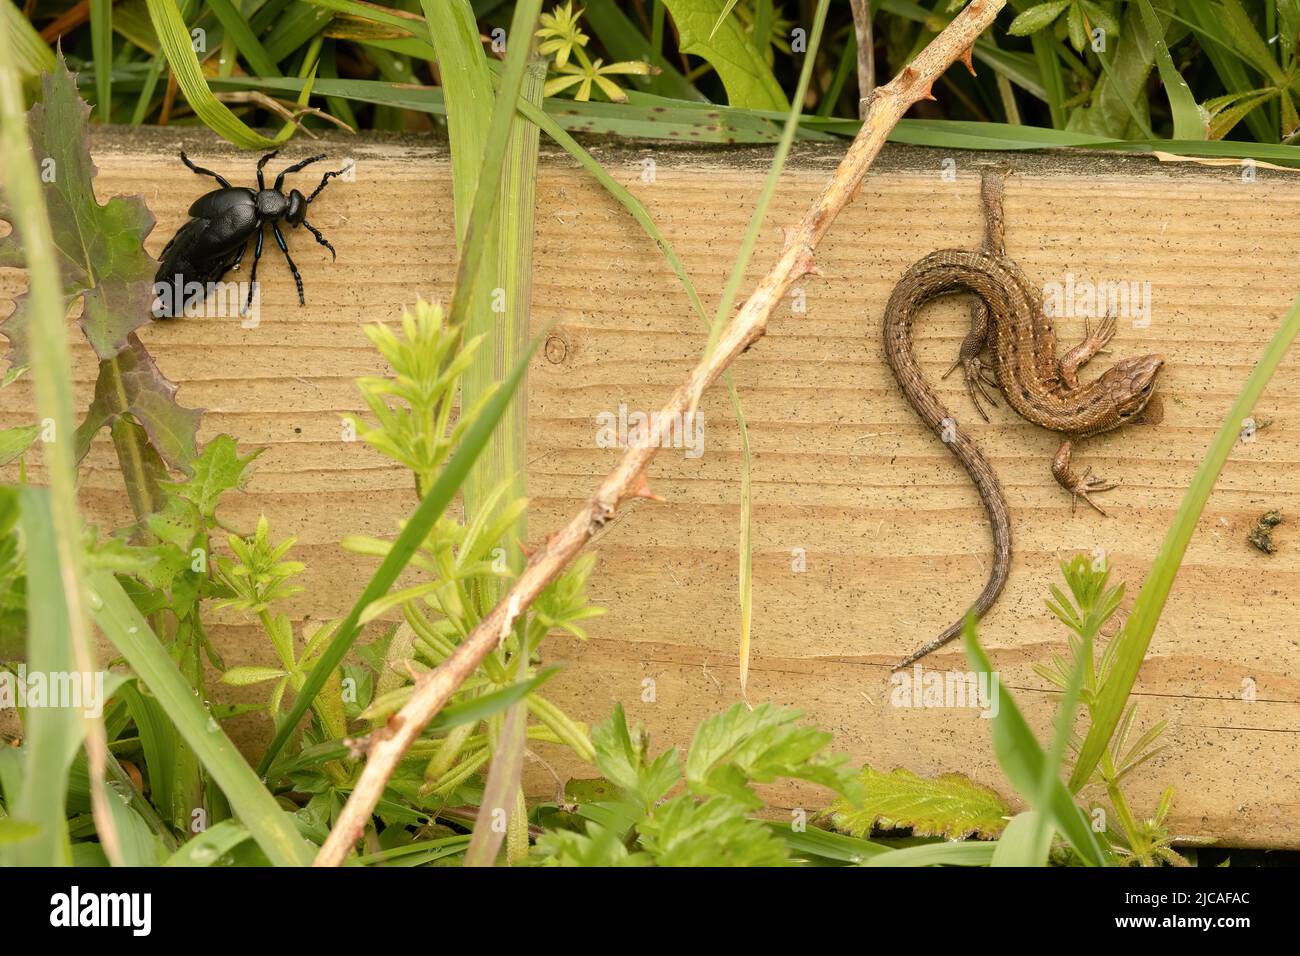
xmin=882 ymin=251 xmax=1014 ymax=670
xmin=891 ymin=437 xmax=1011 ymax=670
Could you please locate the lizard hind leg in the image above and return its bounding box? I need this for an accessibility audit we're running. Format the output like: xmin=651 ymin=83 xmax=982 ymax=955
xmin=942 ymin=292 xmax=999 ymax=422
xmin=1052 ymin=439 xmax=1117 ymax=516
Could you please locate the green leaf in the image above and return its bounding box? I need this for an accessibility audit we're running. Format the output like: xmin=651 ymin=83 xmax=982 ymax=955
xmin=991 ymin=810 xmax=1054 ymax=866
xmin=4 ymin=489 xmax=81 ymax=866
xmin=256 ymin=330 xmax=544 ymax=774
xmin=639 ymin=794 xmax=790 ymax=866
xmin=864 ymin=840 xmax=998 ymax=867
xmin=591 ymin=703 xmax=682 ymax=811
xmin=0 ymin=425 xmax=38 ymax=467
xmin=685 ymin=702 xmax=860 ymax=811
xmin=766 ymin=820 xmax=892 ymax=863
xmin=0 ymin=0 xmax=55 ymax=80
xmin=158 ymin=434 xmax=261 ymax=521
xmin=0 ymin=55 xmax=157 ymax=367
xmin=535 ymin=821 xmax=650 ymax=866
xmin=220 ymin=665 xmax=288 ymax=687
xmin=87 ymin=570 xmax=314 ymax=866
xmin=142 ymin=0 xmax=281 ymax=148
xmin=1135 ymin=0 xmax=1207 ymax=140
xmin=962 ymin=618 xmax=1108 ymax=866
xmin=1008 ymin=0 xmax=1070 ymax=36
xmin=164 ymin=820 xmax=252 ymax=866
xmin=658 ymin=0 xmax=788 ymax=109
xmin=1066 ymin=2 xmax=1087 ymax=51
xmin=829 ymin=766 xmax=1010 ymax=840
xmin=74 ymin=333 xmax=203 ymax=474
xmin=0 ymin=817 xmax=41 ymax=847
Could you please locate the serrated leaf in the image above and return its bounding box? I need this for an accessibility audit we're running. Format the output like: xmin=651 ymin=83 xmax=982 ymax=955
xmin=591 ymin=703 xmax=682 ymax=811
xmin=658 ymin=0 xmax=787 ymax=109
xmin=638 ymin=795 xmax=789 ymax=866
xmin=158 ymin=434 xmax=261 ymax=520
xmin=829 ymin=766 xmax=1010 ymax=840
xmin=534 ymin=821 xmax=650 ymax=866
xmin=685 ymin=702 xmax=861 ymax=810
xmin=74 ymin=333 xmax=202 ymax=474
xmin=0 ymin=55 xmax=157 ymax=366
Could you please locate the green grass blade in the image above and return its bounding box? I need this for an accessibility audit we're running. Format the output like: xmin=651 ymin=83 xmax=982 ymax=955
xmin=864 ymin=840 xmax=997 ymax=866
xmin=1068 ymin=295 xmax=1300 ymax=791
xmin=702 ymin=0 xmax=828 ymax=365
xmin=206 ymin=0 xmax=283 ymax=78
xmin=90 ymin=0 xmax=114 ymax=121
xmin=963 ymin=617 xmax=1109 ymax=866
xmin=143 ymin=0 xmax=282 ymax=148
xmin=257 ymin=334 xmax=544 ymax=774
xmin=514 ymin=95 xmax=760 ymax=697
xmin=0 ymin=36 xmax=114 ymax=864
xmin=766 ymin=821 xmax=893 ymax=863
xmin=422 ymin=0 xmax=494 ymax=240
xmin=6 ymin=490 xmax=78 ymax=866
xmin=87 ymin=570 xmax=313 ymax=866
xmin=990 ymin=810 xmax=1052 ymax=866
xmin=0 ymin=0 xmax=55 ymax=80
xmin=437 ymin=0 xmax=543 ymax=335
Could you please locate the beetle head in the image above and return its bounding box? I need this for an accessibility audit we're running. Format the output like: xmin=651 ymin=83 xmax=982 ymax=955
xmin=286 ymin=189 xmax=308 ymax=225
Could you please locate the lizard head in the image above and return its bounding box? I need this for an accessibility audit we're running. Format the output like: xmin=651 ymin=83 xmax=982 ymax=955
xmin=1098 ymin=354 xmax=1164 ymax=428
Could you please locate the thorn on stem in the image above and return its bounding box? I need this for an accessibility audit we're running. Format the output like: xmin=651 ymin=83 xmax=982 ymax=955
xmin=627 ymin=475 xmax=664 ymax=503
xmin=960 ymin=46 xmax=976 ymax=77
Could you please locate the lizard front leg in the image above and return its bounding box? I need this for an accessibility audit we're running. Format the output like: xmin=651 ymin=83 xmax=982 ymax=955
xmin=1051 ymin=439 xmax=1117 ymax=516
xmin=1058 ymin=314 xmax=1117 ymax=391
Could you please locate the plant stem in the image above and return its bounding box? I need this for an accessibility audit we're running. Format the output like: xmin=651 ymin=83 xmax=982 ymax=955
xmin=314 ymin=0 xmax=1008 ymax=867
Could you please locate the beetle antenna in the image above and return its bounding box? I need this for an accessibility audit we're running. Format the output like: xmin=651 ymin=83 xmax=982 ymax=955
xmin=273 ymin=154 xmax=326 ymax=191
xmin=307 ymin=162 xmax=354 ymax=203
xmin=180 ymin=151 xmax=231 ymax=188
xmin=301 ymin=219 xmax=337 ymax=261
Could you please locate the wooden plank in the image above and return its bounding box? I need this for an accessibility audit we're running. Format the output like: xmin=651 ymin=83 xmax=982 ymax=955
xmin=3 ymin=127 xmax=1298 ymax=848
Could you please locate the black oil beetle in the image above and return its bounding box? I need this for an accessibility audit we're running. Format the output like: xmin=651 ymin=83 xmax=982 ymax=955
xmin=153 ymin=149 xmax=351 ymax=318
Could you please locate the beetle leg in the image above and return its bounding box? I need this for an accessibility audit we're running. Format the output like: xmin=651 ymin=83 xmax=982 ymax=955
xmin=180 ymin=151 xmax=230 ymax=188
xmin=273 ymin=154 xmax=326 ymax=191
xmin=272 ymin=223 xmax=305 ymax=305
xmin=229 ymin=240 xmax=247 ymax=272
xmin=255 ymin=150 xmax=280 ymax=190
xmin=306 ymin=162 xmax=354 ymax=202
xmin=243 ymin=227 xmax=264 ymax=316
xmin=300 ymin=219 xmax=336 ymax=261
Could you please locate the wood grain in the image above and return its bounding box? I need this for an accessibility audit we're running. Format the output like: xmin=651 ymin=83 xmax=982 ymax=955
xmin=2 ymin=127 xmax=1298 ymax=848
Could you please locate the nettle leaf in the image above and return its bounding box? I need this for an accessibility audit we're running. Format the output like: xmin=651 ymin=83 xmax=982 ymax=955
xmin=74 ymin=333 xmax=202 ymax=474
xmin=0 ymin=54 xmax=157 ymax=367
xmin=829 ymin=766 xmax=1010 ymax=841
xmin=159 ymin=434 xmax=262 ymax=520
xmin=685 ymin=702 xmax=862 ymax=810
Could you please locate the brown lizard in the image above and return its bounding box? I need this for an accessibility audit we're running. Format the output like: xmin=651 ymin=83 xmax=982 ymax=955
xmin=883 ymin=170 xmax=1164 ymax=669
